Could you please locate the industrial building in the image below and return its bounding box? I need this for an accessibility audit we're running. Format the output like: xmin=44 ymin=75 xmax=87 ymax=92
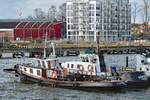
xmin=0 ymin=22 xmax=18 ymax=42
xmin=0 ymin=21 xmax=66 ymax=41
xmin=66 ymin=0 xmax=131 ymax=42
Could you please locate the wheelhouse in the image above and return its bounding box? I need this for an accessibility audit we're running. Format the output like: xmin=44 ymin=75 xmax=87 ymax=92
xmin=36 ymin=58 xmax=60 ymax=69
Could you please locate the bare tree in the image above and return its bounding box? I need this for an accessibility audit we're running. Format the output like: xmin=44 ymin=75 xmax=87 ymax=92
xmin=57 ymin=3 xmax=66 ymax=22
xmin=142 ymin=0 xmax=150 ymax=24
xmin=132 ymin=1 xmax=142 ymax=24
xmin=27 ymin=15 xmax=34 ymax=20
xmin=26 ymin=5 xmax=65 ymax=22
xmin=47 ymin=5 xmax=57 ymax=22
xmin=34 ymin=8 xmax=46 ymax=20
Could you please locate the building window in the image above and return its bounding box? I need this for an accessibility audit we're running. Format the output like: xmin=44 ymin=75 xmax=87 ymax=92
xmin=68 ymin=25 xmax=71 ymax=30
xmin=89 ymin=11 xmax=94 ymax=16
xmin=68 ymin=31 xmax=71 ymax=35
xmin=96 ymin=7 xmax=100 ymax=10
xmin=89 ymin=4 xmax=94 ymax=10
xmin=37 ymin=70 xmax=41 ymax=76
xmin=67 ymin=5 xmax=72 ymax=10
xmin=30 ymin=69 xmax=33 ymax=74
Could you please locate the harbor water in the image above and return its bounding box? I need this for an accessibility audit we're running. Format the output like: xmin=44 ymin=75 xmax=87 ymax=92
xmin=0 ymin=56 xmax=150 ymax=100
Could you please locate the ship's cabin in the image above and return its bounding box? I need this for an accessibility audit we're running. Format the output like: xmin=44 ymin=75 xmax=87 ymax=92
xmin=61 ymin=54 xmax=101 ymax=76
xmin=79 ymin=54 xmax=99 ymax=64
xmin=35 ymin=58 xmax=61 ymax=70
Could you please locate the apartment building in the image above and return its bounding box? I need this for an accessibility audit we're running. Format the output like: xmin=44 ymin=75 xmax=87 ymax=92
xmin=66 ymin=0 xmax=131 ymax=42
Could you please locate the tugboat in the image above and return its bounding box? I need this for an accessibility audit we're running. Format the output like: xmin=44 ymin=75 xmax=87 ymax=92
xmin=3 ymin=33 xmax=126 ymax=90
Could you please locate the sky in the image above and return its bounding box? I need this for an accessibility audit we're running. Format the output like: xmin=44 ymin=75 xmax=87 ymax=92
xmin=0 ymin=0 xmax=143 ymax=23
xmin=0 ymin=0 xmax=67 ymax=19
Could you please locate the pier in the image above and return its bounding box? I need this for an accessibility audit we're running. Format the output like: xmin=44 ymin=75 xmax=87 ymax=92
xmin=0 ymin=41 xmax=150 ymax=58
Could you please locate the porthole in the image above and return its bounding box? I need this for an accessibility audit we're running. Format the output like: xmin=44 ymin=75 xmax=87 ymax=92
xmin=147 ymin=68 xmax=149 ymax=71
xmin=140 ymin=68 xmax=142 ymax=71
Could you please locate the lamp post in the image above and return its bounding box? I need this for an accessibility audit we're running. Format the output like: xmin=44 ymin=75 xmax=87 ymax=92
xmin=2 ymin=33 xmax=4 ymax=47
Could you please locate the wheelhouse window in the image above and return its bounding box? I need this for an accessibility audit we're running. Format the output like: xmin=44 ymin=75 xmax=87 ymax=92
xmin=24 ymin=68 xmax=27 ymax=71
xmin=20 ymin=67 xmax=22 ymax=70
xmin=81 ymin=57 xmax=89 ymax=62
xmin=30 ymin=69 xmax=33 ymax=74
xmin=37 ymin=60 xmax=41 ymax=67
xmin=37 ymin=70 xmax=41 ymax=76
xmin=77 ymin=65 xmax=80 ymax=69
xmin=42 ymin=61 xmax=46 ymax=68
xmin=71 ymin=64 xmax=74 ymax=68
xmin=54 ymin=60 xmax=57 ymax=66
xmin=91 ymin=59 xmax=97 ymax=63
xmin=67 ymin=64 xmax=69 ymax=68
xmin=85 ymin=57 xmax=89 ymax=62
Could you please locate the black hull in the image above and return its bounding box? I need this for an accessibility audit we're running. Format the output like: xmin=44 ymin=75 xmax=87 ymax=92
xmin=121 ymin=71 xmax=149 ymax=88
xmin=17 ymin=72 xmax=125 ymax=91
xmin=125 ymin=81 xmax=149 ymax=88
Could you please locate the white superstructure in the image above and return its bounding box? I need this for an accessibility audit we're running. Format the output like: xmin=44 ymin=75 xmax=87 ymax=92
xmin=66 ymin=0 xmax=131 ymax=42
xmin=62 ymin=54 xmax=111 ymax=76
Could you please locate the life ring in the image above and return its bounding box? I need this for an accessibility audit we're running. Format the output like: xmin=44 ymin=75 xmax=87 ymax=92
xmin=62 ymin=68 xmax=68 ymax=76
xmin=78 ymin=64 xmax=84 ymax=72
xmin=87 ymin=65 xmax=94 ymax=72
xmin=51 ymin=71 xmax=56 ymax=79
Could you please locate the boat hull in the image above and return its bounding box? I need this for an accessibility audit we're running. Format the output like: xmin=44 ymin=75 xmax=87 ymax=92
xmin=16 ymin=70 xmax=125 ymax=91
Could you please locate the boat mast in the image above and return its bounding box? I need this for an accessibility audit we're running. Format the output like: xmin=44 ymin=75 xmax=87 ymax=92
xmin=96 ymin=32 xmax=106 ymax=72
xmin=44 ymin=32 xmax=47 ymax=58
xmin=52 ymin=43 xmax=56 ymax=56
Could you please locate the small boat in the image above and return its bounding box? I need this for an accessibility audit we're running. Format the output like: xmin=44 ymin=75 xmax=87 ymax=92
xmin=136 ymin=57 xmax=150 ymax=79
xmin=120 ymin=71 xmax=148 ymax=88
xmin=0 ymin=53 xmax=2 ymax=58
xmin=103 ymin=54 xmax=149 ymax=88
